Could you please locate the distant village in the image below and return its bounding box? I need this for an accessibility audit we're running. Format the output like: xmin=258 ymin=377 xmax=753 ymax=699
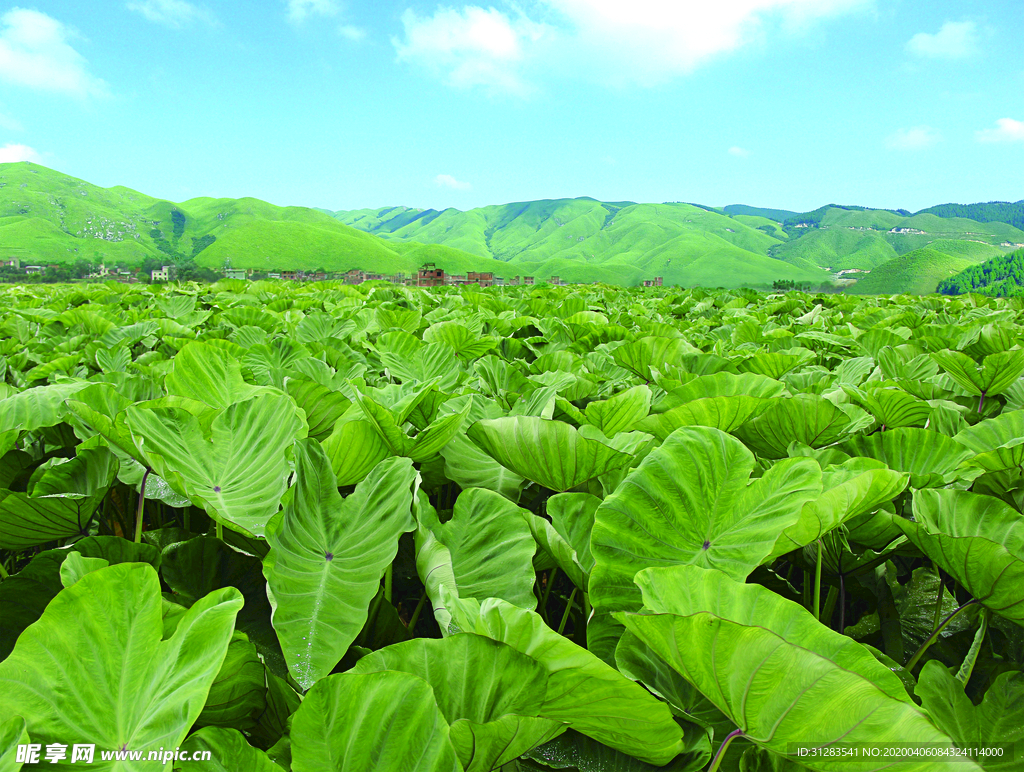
xmin=0 ymin=257 xmax=665 ymax=289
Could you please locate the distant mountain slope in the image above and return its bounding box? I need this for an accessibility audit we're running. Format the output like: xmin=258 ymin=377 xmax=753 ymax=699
xmin=723 ymin=204 xmax=797 ymax=222
xmin=917 ymin=201 xmax=1024 ymax=232
xmin=0 ymin=162 xmax=497 ymax=277
xmin=331 ymin=198 xmax=827 ymax=288
xmin=937 ymin=247 xmax=1024 ymax=297
xmin=847 ymin=246 xmax=995 ymax=295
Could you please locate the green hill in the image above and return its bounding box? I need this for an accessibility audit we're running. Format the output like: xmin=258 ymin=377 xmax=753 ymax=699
xmin=331 ymin=198 xmax=827 ymax=288
xmin=847 ymin=247 xmax=988 ymax=295
xmin=937 ymin=247 xmax=1024 ymax=297
xmin=0 ymin=162 xmax=500 ymax=277
xmin=917 ymin=201 xmax=1024 ymax=232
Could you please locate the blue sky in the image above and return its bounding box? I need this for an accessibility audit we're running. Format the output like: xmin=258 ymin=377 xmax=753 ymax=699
xmin=0 ymin=0 xmax=1021 ymax=213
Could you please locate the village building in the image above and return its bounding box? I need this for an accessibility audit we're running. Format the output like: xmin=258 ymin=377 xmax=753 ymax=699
xmin=417 ymin=263 xmax=445 ymax=287
xmin=151 ymin=265 xmax=177 ymax=282
xmin=466 ymin=271 xmax=494 ymax=287
xmin=224 ymin=268 xmax=247 ymax=280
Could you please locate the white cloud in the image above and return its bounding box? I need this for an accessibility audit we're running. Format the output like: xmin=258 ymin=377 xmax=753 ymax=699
xmin=395 ymin=6 xmax=548 ymax=96
xmin=396 ymin=1 xmax=871 ymax=92
xmin=885 ymin=126 xmax=942 ymax=151
xmin=126 ymin=0 xmax=216 ymax=28
xmin=339 ymin=24 xmax=366 ymax=41
xmin=976 ymin=118 xmax=1024 ymax=145
xmin=906 ymin=21 xmax=977 ymax=59
xmin=728 ymin=146 xmax=751 ymax=158
xmin=0 ymin=143 xmax=41 ymax=163
xmin=542 ymin=0 xmax=873 ymax=84
xmin=0 ymin=8 xmax=108 ymax=98
xmin=435 ymin=173 xmax=472 ymax=190
xmin=287 ymin=0 xmax=338 ymax=24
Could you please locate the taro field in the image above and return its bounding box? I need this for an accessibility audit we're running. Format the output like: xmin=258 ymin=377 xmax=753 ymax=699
xmin=0 ymin=280 xmax=1022 ymax=772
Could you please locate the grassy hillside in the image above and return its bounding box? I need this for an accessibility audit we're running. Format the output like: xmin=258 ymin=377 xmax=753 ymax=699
xmin=847 ymin=248 xmax=981 ymax=295
xmin=332 ymin=198 xmax=825 ymax=288
xmin=937 ymin=247 xmax=1024 ymax=297
xmin=0 ymin=162 xmax=495 ymax=277
xmin=917 ymin=201 xmax=1024 ymax=231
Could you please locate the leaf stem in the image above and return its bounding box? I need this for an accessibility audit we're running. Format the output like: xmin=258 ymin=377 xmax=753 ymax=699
xmin=134 ymin=469 xmax=150 ymax=544
xmin=932 ymin=563 xmax=945 ymax=630
xmin=384 ymin=564 xmax=393 ymax=603
xmin=557 ymin=588 xmax=578 ymax=636
xmin=407 ymin=591 xmax=428 ymax=634
xmin=906 ymin=599 xmax=979 ymax=671
xmin=540 ymin=567 xmax=559 ymax=621
xmin=708 ymin=729 xmax=745 ymax=772
xmin=814 ymin=540 xmax=823 ymax=621
xmin=216 ymin=522 xmax=223 ymax=540
xmin=0 ymin=560 xmax=8 ymax=580
xmin=956 ymin=607 xmax=990 ymax=685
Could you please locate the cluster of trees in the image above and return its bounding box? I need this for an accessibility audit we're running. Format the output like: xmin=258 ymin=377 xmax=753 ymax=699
xmin=937 ymin=248 xmax=1024 ymax=297
xmin=920 ymin=201 xmax=1024 ymax=232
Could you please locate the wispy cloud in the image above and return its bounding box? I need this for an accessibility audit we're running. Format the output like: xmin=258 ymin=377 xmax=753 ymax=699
xmin=126 ymin=0 xmax=216 ymax=28
xmin=395 ymin=1 xmax=872 ymax=93
xmin=0 ymin=8 xmax=109 ymax=98
xmin=286 ymin=0 xmax=338 ymax=24
xmin=0 ymin=143 xmax=41 ymax=163
xmin=906 ymin=21 xmax=978 ymax=59
xmin=728 ymin=146 xmax=751 ymax=158
xmin=976 ymin=118 xmax=1024 ymax=144
xmin=395 ymin=6 xmax=546 ymax=97
xmin=885 ymin=126 xmax=942 ymax=151
xmin=435 ymin=173 xmax=472 ymax=190
xmin=338 ymin=24 xmax=366 ymax=42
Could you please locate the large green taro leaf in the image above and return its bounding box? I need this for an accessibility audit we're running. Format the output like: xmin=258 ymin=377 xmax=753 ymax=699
xmin=735 ymin=394 xmax=852 ymax=458
xmin=321 ymin=416 xmax=392 ymax=486
xmin=768 ymin=460 xmax=908 ymax=560
xmin=617 ymin=565 xmax=980 ymax=772
xmin=290 ymin=671 xmax=461 ymax=772
xmin=583 ymin=385 xmax=652 ymax=436
xmin=0 ymin=536 xmax=160 ymax=661
xmin=0 ymin=445 xmax=117 ymax=548
xmin=932 ymin=349 xmax=1024 ymax=398
xmin=126 ymin=393 xmax=307 ymax=537
xmin=0 ymin=716 xmax=29 ymax=772
xmin=590 ymin=426 xmax=821 ymax=619
xmin=195 ymin=631 xmax=267 ymax=731
xmin=164 ymin=340 xmax=263 ymax=408
xmin=467 ymin=416 xmax=632 ymax=492
xmin=177 ymin=727 xmax=282 ymax=772
xmin=264 ymin=441 xmax=417 ymax=690
xmin=440 ymin=433 xmax=527 ymax=502
xmin=840 ymin=428 xmax=973 ymax=489
xmin=634 ymin=395 xmax=771 ymax=439
xmin=917 ymin=662 xmax=1024 ymax=771
xmin=0 ymin=381 xmax=89 ymax=434
xmin=842 ymin=386 xmax=931 ymax=429
xmin=893 ymin=489 xmax=1024 ymax=626
xmin=611 ymin=336 xmax=700 ymax=381
xmin=350 ymin=635 xmax=564 ymax=772
xmin=415 ymin=488 xmax=537 ymax=630
xmin=444 ymin=591 xmax=686 ymax=766
xmin=0 ymin=563 xmax=241 ymax=772
xmin=651 ymin=372 xmax=785 ymax=413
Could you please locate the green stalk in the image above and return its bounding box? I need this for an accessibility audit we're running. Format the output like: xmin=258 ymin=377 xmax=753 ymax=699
xmin=932 ymin=563 xmax=945 ymax=630
xmin=708 ymin=729 xmax=744 ymax=772
xmin=814 ymin=540 xmax=823 ymax=621
xmin=540 ymin=567 xmax=559 ymax=620
xmin=216 ymin=522 xmax=223 ymax=540
xmin=821 ymin=585 xmax=839 ymax=628
xmin=134 ymin=469 xmax=150 ymax=544
xmin=407 ymin=591 xmax=428 ymax=634
xmin=956 ymin=607 xmax=990 ymax=685
xmin=0 ymin=560 xmax=9 ymax=580
xmin=384 ymin=564 xmax=393 ymax=603
xmin=557 ymin=588 xmax=578 ymax=636
xmin=906 ymin=599 xmax=979 ymax=671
